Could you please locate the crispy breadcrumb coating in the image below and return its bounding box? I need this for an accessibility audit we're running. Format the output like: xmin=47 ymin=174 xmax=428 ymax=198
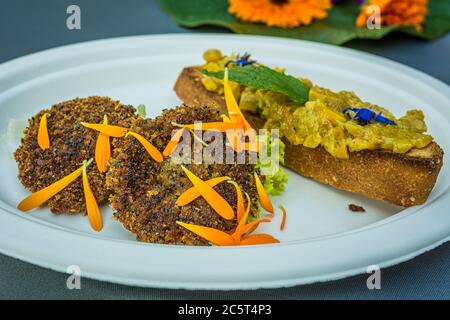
xmin=14 ymin=96 xmax=138 ymax=214
xmin=107 ymin=104 xmax=259 ymax=245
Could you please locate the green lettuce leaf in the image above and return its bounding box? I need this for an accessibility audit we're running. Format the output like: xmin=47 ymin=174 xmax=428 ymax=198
xmin=203 ymin=66 xmax=309 ymax=104
xmin=263 ymin=169 xmax=289 ymax=196
xmin=256 ymin=132 xmax=288 ymax=195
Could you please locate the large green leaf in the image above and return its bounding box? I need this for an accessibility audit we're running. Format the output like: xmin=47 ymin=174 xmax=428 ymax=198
xmin=400 ymin=0 xmax=450 ymax=40
xmin=160 ymin=0 xmax=450 ymax=45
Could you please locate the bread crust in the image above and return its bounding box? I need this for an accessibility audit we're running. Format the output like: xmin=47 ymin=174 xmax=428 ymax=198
xmin=174 ymin=67 xmax=444 ymax=206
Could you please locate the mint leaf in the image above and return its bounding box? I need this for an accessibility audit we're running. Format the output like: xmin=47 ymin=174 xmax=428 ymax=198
xmin=202 ymin=65 xmax=309 ymax=104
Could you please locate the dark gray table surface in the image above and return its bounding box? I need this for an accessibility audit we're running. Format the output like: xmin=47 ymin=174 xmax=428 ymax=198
xmin=1 ymin=0 xmax=449 ymax=300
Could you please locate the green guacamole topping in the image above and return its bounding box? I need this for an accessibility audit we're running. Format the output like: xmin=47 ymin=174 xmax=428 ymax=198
xmin=200 ymin=49 xmax=433 ymax=159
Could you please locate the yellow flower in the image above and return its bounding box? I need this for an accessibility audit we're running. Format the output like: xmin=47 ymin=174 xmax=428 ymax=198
xmin=357 ymin=0 xmax=428 ymax=32
xmin=228 ymin=0 xmax=332 ymax=28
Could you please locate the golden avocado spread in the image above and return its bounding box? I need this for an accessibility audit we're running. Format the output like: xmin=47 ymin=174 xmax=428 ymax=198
xmin=200 ymin=49 xmax=433 ymax=159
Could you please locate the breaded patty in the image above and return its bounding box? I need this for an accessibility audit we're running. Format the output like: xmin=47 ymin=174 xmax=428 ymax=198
xmin=14 ymin=96 xmax=138 ymax=214
xmin=107 ymin=104 xmax=259 ymax=245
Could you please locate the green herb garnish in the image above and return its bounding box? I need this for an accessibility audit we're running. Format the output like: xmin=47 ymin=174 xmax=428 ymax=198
xmin=137 ymin=104 xmax=147 ymax=118
xmin=202 ymin=65 xmax=309 ymax=104
xmin=256 ymin=132 xmax=288 ymax=196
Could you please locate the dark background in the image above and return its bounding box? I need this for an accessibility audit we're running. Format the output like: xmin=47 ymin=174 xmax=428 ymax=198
xmin=0 ymin=0 xmax=449 ymax=299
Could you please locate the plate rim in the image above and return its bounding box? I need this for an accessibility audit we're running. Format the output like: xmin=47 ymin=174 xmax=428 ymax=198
xmin=0 ymin=33 xmax=449 ymax=290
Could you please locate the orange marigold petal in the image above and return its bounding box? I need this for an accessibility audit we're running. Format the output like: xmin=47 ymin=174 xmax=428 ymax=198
xmin=279 ymin=205 xmax=287 ymax=231
xmin=242 ymin=218 xmax=271 ymax=239
xmin=177 ymin=221 xmax=235 ymax=246
xmin=181 ymin=166 xmax=234 ymax=220
xmin=221 ymin=114 xmax=232 ymax=123
xmin=17 ymin=166 xmax=83 ymax=212
xmin=163 ymin=128 xmax=185 ymax=157
xmin=95 ymin=116 xmax=111 ymax=173
xmin=81 ymin=122 xmax=128 ymax=137
xmin=242 ymin=223 xmax=258 ymax=239
xmin=228 ymin=181 xmax=246 ymax=223
xmin=240 ymin=233 xmax=280 ymax=246
xmin=126 ymin=131 xmax=164 ymax=163
xmin=224 ymin=68 xmax=252 ymax=130
xmin=95 ymin=133 xmax=110 ymax=173
xmin=82 ymin=161 xmax=102 ymax=232
xmin=37 ymin=113 xmax=50 ymax=150
xmin=254 ymin=172 xmax=274 ymax=214
xmin=233 ymin=192 xmax=251 ymax=241
xmin=176 ymin=176 xmax=230 ymax=206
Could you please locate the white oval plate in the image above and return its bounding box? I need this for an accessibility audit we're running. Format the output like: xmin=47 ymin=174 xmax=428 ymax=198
xmin=0 ymin=34 xmax=449 ymax=290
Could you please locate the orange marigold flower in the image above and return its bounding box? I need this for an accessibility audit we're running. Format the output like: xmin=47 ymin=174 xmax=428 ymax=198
xmin=228 ymin=0 xmax=332 ymax=28
xmin=356 ymin=0 xmax=428 ymax=32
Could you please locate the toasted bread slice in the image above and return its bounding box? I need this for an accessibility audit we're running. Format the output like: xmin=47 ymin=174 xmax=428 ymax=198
xmin=174 ymin=67 xmax=444 ymax=206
